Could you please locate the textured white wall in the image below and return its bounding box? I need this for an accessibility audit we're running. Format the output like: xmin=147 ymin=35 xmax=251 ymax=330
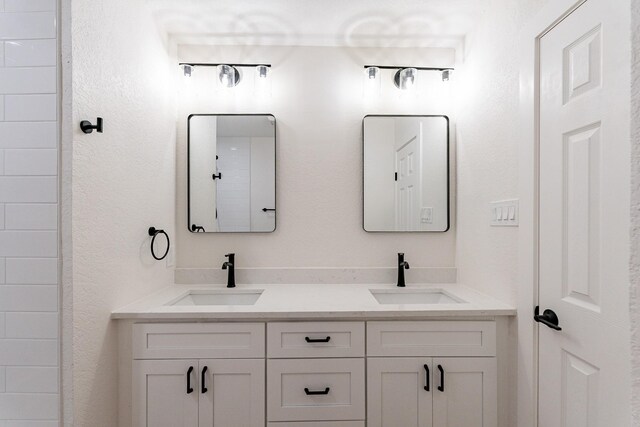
xmin=631 ymin=0 xmax=640 ymax=422
xmin=71 ymin=0 xmax=176 ymax=424
xmin=177 ymin=45 xmax=457 ymax=268
xmin=0 ymin=0 xmax=60 ymax=424
xmin=455 ymin=0 xmax=549 ymax=304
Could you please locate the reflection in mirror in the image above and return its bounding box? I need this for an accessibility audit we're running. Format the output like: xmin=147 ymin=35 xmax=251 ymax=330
xmin=363 ymin=115 xmax=449 ymax=232
xmin=188 ymin=114 xmax=276 ymax=233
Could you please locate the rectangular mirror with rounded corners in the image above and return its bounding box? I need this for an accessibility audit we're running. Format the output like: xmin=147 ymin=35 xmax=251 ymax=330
xmin=363 ymin=115 xmax=449 ymax=232
xmin=188 ymin=114 xmax=276 ymax=233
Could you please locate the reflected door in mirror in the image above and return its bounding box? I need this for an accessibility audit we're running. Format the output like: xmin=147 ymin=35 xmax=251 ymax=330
xmin=188 ymin=114 xmax=276 ymax=233
xmin=363 ymin=116 xmax=449 ymax=232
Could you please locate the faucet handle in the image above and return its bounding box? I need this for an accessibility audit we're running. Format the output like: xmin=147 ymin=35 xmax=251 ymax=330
xmin=404 ymin=262 xmax=410 ymax=269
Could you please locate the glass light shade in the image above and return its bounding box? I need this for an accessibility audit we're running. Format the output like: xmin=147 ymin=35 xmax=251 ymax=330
xmin=182 ymin=64 xmax=192 ymax=77
xmin=254 ymin=65 xmax=271 ymax=95
xmin=217 ymin=65 xmax=240 ymax=88
xmin=396 ymin=67 xmax=417 ymax=90
xmin=363 ymin=66 xmax=381 ymax=96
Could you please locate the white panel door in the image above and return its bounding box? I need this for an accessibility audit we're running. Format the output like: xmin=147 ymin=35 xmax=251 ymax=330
xmin=538 ymin=0 xmax=630 ymax=425
xmin=367 ymin=357 xmax=433 ymax=427
xmin=133 ymin=359 xmax=199 ymax=427
xmin=395 ymin=125 xmax=422 ymax=230
xmin=432 ymin=357 xmax=497 ymax=427
xmin=198 ymin=359 xmax=265 ymax=427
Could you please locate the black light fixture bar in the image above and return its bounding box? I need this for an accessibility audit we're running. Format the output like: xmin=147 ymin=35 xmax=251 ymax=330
xmin=179 ymin=62 xmax=271 ymax=68
xmin=363 ymin=65 xmax=454 ymax=71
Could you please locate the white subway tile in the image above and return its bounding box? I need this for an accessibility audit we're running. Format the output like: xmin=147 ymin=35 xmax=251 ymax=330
xmin=0 ymin=231 xmax=57 ymax=257
xmin=0 ymin=313 xmax=4 ymax=338
xmin=6 ymin=258 xmax=57 ymax=284
xmin=0 ymin=67 xmax=56 ymax=94
xmin=0 ymin=95 xmax=4 ymax=120
xmin=5 ymin=204 xmax=57 ymax=230
xmin=0 ymin=339 xmax=58 ymax=366
xmin=5 ymin=40 xmax=56 ymax=66
xmin=0 ymin=421 xmax=59 ymax=427
xmin=0 ymin=122 xmax=57 ymax=148
xmin=0 ymin=151 xmax=4 ymax=174
xmin=0 ymin=177 xmax=57 ymax=202
xmin=0 ymin=392 xmax=58 ymax=419
xmin=5 ymin=149 xmax=57 ymax=175
xmin=0 ymin=258 xmax=5 ymax=282
xmin=0 ymin=12 xmax=56 ymax=40
xmin=4 ymin=95 xmax=56 ymax=121
xmin=6 ymin=313 xmax=57 ymax=338
xmin=5 ymin=367 xmax=57 ymax=393
xmin=0 ymin=285 xmax=57 ymax=311
xmin=0 ymin=367 xmax=4 ymax=392
xmin=0 ymin=42 xmax=4 ymax=66
xmin=5 ymin=0 xmax=56 ymax=12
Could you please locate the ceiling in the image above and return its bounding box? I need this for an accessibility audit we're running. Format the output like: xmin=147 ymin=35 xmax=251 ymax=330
xmin=147 ymin=0 xmax=485 ymax=48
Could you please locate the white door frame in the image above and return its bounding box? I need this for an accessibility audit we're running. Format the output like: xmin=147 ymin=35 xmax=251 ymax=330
xmin=517 ymin=1 xmax=589 ymax=426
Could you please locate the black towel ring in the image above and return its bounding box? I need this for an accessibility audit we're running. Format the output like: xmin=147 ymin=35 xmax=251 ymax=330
xmin=148 ymin=227 xmax=170 ymax=261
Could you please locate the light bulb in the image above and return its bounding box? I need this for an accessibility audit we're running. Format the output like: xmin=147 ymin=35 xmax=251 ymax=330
xmin=182 ymin=64 xmax=192 ymax=77
xmin=395 ymin=68 xmax=417 ymax=91
xmin=217 ymin=65 xmax=240 ymax=88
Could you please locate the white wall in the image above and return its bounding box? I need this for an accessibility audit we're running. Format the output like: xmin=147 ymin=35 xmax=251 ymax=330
xmin=630 ymin=0 xmax=640 ymax=422
xmin=0 ymin=0 xmax=60 ymax=424
xmin=177 ymin=45 xmax=456 ymax=268
xmin=71 ymin=0 xmax=176 ymax=424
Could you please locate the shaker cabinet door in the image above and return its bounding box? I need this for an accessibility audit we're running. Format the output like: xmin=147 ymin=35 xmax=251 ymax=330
xmin=133 ymin=359 xmax=199 ymax=427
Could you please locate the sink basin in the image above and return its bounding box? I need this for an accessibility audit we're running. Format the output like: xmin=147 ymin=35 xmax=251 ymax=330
xmin=167 ymin=290 xmax=264 ymax=306
xmin=370 ymin=289 xmax=464 ymax=305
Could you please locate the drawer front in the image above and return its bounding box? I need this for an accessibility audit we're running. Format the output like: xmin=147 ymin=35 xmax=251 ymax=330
xmin=269 ymin=423 xmax=365 ymax=427
xmin=267 ymin=358 xmax=365 ymax=422
xmin=133 ymin=323 xmax=265 ymax=359
xmin=267 ymin=322 xmax=365 ymax=358
xmin=367 ymin=321 xmax=496 ymax=357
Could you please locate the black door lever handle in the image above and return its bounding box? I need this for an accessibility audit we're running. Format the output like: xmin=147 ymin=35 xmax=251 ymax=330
xmin=534 ymin=306 xmax=562 ymax=331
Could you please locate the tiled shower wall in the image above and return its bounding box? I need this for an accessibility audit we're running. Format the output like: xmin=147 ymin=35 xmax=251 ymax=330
xmin=0 ymin=0 xmax=60 ymax=424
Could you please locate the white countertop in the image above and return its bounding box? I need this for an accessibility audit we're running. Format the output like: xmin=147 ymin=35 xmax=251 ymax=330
xmin=112 ymin=283 xmax=515 ymax=320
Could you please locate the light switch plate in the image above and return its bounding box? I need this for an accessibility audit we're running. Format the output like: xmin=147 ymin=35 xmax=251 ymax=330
xmin=490 ymin=199 xmax=519 ymax=227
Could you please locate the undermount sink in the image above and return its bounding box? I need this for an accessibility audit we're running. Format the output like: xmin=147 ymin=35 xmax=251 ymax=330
xmin=370 ymin=289 xmax=464 ymax=305
xmin=167 ymin=289 xmax=264 ymax=306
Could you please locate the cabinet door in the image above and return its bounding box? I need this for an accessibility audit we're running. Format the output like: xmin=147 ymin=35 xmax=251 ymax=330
xmin=432 ymin=357 xmax=497 ymax=427
xmin=367 ymin=357 xmax=433 ymax=427
xmin=199 ymin=359 xmax=265 ymax=427
xmin=133 ymin=359 xmax=199 ymax=427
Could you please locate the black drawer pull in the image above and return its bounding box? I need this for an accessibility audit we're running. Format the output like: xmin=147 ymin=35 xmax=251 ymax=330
xmin=437 ymin=365 xmax=445 ymax=392
xmin=305 ymin=336 xmax=331 ymax=343
xmin=186 ymin=366 xmax=194 ymax=394
xmin=423 ymin=364 xmax=430 ymax=391
xmin=201 ymin=366 xmax=208 ymax=393
xmin=304 ymin=387 xmax=330 ymax=395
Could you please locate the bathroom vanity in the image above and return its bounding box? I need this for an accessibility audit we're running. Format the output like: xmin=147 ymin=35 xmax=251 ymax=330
xmin=113 ymin=284 xmax=514 ymax=427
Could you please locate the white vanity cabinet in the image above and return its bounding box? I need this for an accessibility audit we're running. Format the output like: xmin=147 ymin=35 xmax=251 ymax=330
xmin=366 ymin=321 xmax=498 ymax=427
xmin=131 ymin=323 xmax=266 ymax=427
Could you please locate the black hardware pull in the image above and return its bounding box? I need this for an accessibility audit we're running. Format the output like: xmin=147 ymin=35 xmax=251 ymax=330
xmin=212 ymin=172 xmax=222 ymax=180
xmin=423 ymin=364 xmax=430 ymax=391
xmin=186 ymin=366 xmax=194 ymax=394
xmin=305 ymin=336 xmax=331 ymax=343
xmin=262 ymin=208 xmax=276 ymax=212
xmin=201 ymin=366 xmax=208 ymax=393
xmin=534 ymin=306 xmax=562 ymax=331
xmin=304 ymin=387 xmax=330 ymax=395
xmin=437 ymin=365 xmax=444 ymax=392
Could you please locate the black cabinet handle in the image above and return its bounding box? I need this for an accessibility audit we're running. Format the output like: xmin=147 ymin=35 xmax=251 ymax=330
xmin=423 ymin=364 xmax=430 ymax=391
xmin=305 ymin=336 xmax=331 ymax=343
xmin=534 ymin=306 xmax=562 ymax=331
xmin=304 ymin=387 xmax=330 ymax=395
xmin=201 ymin=366 xmax=208 ymax=393
xmin=186 ymin=366 xmax=194 ymax=394
xmin=437 ymin=365 xmax=445 ymax=392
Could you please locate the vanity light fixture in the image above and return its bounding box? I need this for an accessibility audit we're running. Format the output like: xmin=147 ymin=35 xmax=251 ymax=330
xmin=178 ymin=62 xmax=272 ymax=89
xmin=363 ymin=65 xmax=454 ymax=90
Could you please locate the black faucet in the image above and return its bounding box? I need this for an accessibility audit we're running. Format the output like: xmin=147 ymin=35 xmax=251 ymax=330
xmin=222 ymin=253 xmax=236 ymax=288
xmin=397 ymin=253 xmax=410 ymax=287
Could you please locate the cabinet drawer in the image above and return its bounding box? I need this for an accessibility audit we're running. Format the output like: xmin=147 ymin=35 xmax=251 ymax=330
xmin=269 ymin=423 xmax=364 ymax=427
xmin=267 ymin=322 xmax=364 ymax=358
xmin=267 ymin=358 xmax=365 ymax=422
xmin=367 ymin=321 xmax=496 ymax=357
xmin=133 ymin=323 xmax=265 ymax=359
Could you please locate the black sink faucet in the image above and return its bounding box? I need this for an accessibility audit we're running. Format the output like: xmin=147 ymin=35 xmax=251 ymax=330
xmin=397 ymin=253 xmax=410 ymax=287
xmin=222 ymin=253 xmax=236 ymax=288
